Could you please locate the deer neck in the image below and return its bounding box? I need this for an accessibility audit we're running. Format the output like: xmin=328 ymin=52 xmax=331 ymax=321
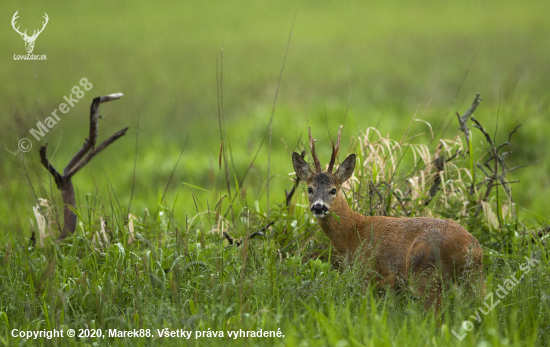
xmin=316 ymin=193 xmax=367 ymax=254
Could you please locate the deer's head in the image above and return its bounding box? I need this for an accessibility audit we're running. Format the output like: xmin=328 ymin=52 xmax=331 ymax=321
xmin=292 ymin=127 xmax=356 ymax=218
xmin=12 ymin=11 xmax=49 ymax=54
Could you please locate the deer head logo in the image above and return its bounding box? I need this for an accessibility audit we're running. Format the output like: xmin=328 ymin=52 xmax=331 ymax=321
xmin=11 ymin=11 xmax=49 ymax=54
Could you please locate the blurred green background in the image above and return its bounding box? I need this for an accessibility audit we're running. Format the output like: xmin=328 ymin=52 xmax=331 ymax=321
xmin=1 ymin=0 xmax=549 ymax=235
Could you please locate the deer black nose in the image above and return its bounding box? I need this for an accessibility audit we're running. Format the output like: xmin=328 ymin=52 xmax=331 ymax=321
xmin=311 ymin=203 xmax=328 ymax=214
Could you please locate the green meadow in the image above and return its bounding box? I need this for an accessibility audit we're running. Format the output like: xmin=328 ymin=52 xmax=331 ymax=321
xmin=1 ymin=0 xmax=549 ymax=346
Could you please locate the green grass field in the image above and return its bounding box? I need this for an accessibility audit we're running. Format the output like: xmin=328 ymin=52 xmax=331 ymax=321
xmin=1 ymin=0 xmax=550 ymax=346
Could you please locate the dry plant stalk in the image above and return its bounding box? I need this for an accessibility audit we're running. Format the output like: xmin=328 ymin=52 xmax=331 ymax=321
xmin=356 ymin=124 xmax=471 ymax=217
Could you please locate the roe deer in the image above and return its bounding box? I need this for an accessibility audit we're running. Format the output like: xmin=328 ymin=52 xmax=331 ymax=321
xmin=292 ymin=127 xmax=484 ymax=312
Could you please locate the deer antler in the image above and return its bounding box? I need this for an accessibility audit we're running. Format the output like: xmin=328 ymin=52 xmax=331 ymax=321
xmin=31 ymin=13 xmax=48 ymax=39
xmin=11 ymin=11 xmax=26 ymax=37
xmin=327 ymin=125 xmax=343 ymax=173
xmin=309 ymin=127 xmax=322 ymax=173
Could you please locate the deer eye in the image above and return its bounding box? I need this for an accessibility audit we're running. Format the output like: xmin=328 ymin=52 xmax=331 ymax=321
xmin=330 ymin=188 xmax=337 ymax=195
xmin=307 ymin=187 xmax=313 ymax=194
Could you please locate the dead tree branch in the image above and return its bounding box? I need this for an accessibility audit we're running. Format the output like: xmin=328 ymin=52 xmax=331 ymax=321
xmin=368 ymin=180 xmax=386 ymax=216
xmin=425 ymin=155 xmax=445 ymax=206
xmin=470 ymin=116 xmax=525 ymax=201
xmin=392 ymin=191 xmax=409 ymax=216
xmin=457 ymin=93 xmax=482 ymax=149
xmin=223 ymin=221 xmax=274 ymax=247
xmin=39 ymin=93 xmax=128 ymax=239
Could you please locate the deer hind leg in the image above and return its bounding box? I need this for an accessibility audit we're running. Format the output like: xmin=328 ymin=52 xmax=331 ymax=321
xmin=412 ymin=269 xmax=442 ymax=314
xmin=407 ymin=259 xmax=443 ymax=314
xmin=457 ymin=240 xmax=486 ymax=297
xmin=407 ymin=239 xmax=444 ymax=314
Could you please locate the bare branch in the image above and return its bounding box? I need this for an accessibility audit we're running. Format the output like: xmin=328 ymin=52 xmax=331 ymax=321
xmin=392 ymin=191 xmax=409 ymax=216
xmin=39 ymin=94 xmax=127 ymax=238
xmin=497 ymin=124 xmax=522 ymax=153
xmin=223 ymin=231 xmax=235 ymax=245
xmin=369 ymin=181 xmax=386 ymax=216
xmin=248 ymin=221 xmax=275 ymax=239
xmin=223 ymin=222 xmax=274 ymax=247
xmin=65 ymin=127 xmax=129 ymax=179
xmin=64 ymin=93 xmax=124 ymax=175
xmin=471 ymin=116 xmax=493 ymax=147
xmin=457 ymin=93 xmax=482 ymax=147
xmin=445 ymin=148 xmax=462 ymax=163
xmin=39 ymin=144 xmax=62 ymax=188
xmin=504 ymin=160 xmax=541 ymax=174
xmin=476 ymin=162 xmax=492 ymax=177
xmin=475 ymin=178 xmax=519 ymax=189
xmin=425 ymin=156 xmax=445 ymax=206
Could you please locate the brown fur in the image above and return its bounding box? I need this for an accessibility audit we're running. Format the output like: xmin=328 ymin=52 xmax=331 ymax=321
xmin=292 ymin=149 xmax=484 ymax=312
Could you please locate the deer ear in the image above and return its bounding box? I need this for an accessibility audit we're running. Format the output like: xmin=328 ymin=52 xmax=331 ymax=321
xmin=292 ymin=152 xmax=314 ymax=182
xmin=335 ymin=154 xmax=356 ymax=183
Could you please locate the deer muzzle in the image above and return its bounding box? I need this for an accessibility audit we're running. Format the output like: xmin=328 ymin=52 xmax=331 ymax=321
xmin=311 ymin=202 xmax=329 ymax=218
